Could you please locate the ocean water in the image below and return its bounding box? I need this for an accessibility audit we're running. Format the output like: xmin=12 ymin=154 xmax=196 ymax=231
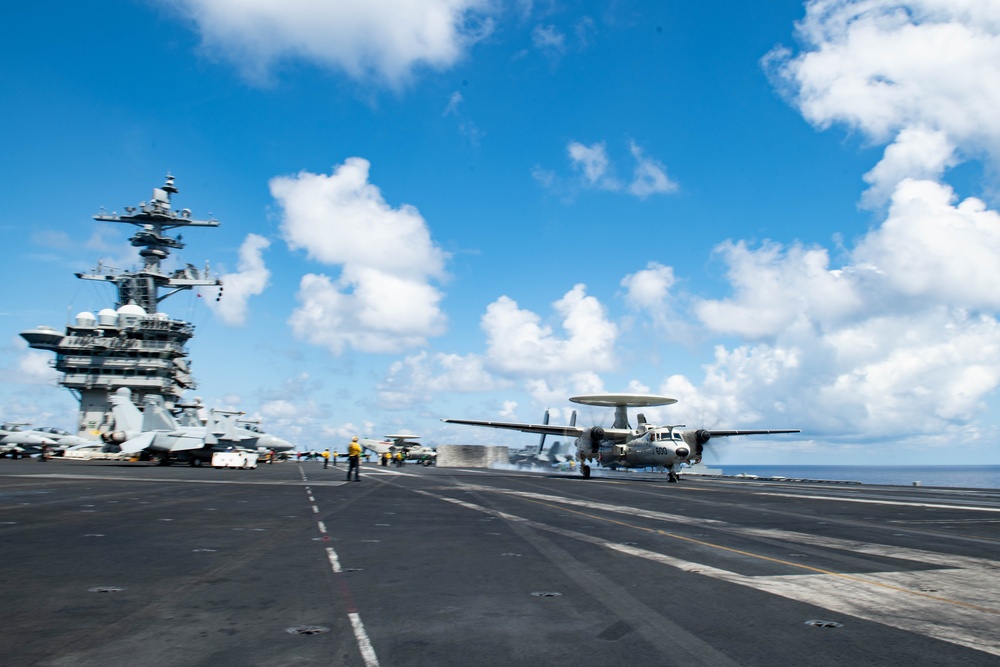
xmin=713 ymin=465 xmax=1000 ymax=490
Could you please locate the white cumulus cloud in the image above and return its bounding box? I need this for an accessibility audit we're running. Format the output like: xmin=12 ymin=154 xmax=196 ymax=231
xmin=377 ymin=350 xmax=512 ymax=408
xmin=621 ymin=262 xmax=676 ymax=315
xmin=273 ymin=159 xmax=449 ymax=355
xmin=568 ymin=141 xmax=618 ymax=189
xmin=207 ymin=233 xmax=271 ymax=326
xmin=17 ymin=350 xmax=59 ymax=385
xmin=167 ymin=0 xmax=495 ymax=87
xmin=562 ymin=140 xmax=677 ymax=198
xmin=853 ymin=179 xmax=1000 ymax=308
xmin=767 ymin=0 xmax=1000 ymax=204
xmin=483 ymin=284 xmax=617 ymax=374
xmin=661 ymin=1 xmax=1000 ymax=443
xmin=686 ymin=183 xmax=1000 ymax=436
xmin=374 ymin=285 xmax=617 ymax=409
xmin=627 ymin=141 xmax=678 ymax=198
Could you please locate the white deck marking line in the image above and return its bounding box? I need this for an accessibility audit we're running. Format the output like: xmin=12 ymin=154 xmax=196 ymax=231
xmin=365 ymin=468 xmax=413 ymax=476
xmin=455 ymin=484 xmax=1000 ymax=571
xmin=758 ymin=491 xmax=1000 ymax=513
xmin=2 ymin=474 xmax=346 ymax=486
xmin=310 ymin=483 xmax=379 ymax=665
xmin=415 ymin=489 xmax=1000 ymax=657
xmin=325 ymin=546 xmax=342 ymax=573
xmin=349 ymin=612 xmax=380 ymax=667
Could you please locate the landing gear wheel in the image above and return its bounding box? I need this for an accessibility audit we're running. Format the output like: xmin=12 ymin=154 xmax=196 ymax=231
xmin=667 ymin=470 xmax=679 ymax=483
xmin=582 ymin=464 xmax=591 ymax=479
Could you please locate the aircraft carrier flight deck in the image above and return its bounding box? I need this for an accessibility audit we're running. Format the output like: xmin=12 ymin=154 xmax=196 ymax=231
xmin=2 ymin=460 xmax=999 ymax=666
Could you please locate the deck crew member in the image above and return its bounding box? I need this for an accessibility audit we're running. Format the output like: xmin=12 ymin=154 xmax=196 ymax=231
xmin=347 ymin=437 xmax=362 ymax=481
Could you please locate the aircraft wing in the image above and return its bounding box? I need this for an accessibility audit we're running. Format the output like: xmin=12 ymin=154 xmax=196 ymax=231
xmin=166 ymin=433 xmax=209 ymax=451
xmin=442 ymin=418 xmax=633 ymax=441
xmin=705 ymin=429 xmax=801 ymax=438
xmin=442 ymin=418 xmax=585 ymax=438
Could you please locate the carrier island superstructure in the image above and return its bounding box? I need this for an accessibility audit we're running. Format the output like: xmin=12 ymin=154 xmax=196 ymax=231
xmin=19 ymin=175 xmax=223 ymax=437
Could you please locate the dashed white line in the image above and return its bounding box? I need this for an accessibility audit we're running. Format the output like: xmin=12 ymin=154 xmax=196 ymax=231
xmin=349 ymin=613 xmax=380 ymax=667
xmin=325 ymin=546 xmax=342 ymax=573
xmin=304 ymin=465 xmax=380 ymax=666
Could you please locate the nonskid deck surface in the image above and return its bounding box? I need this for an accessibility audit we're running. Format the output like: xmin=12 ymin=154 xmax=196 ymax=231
xmin=2 ymin=460 xmax=999 ymax=666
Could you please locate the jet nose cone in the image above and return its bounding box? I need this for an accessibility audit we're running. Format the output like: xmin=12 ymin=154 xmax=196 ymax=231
xmin=675 ymin=447 xmax=690 ymax=459
xmin=259 ymin=435 xmax=293 ymax=451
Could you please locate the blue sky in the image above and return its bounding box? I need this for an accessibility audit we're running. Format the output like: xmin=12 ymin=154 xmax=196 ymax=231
xmin=3 ymin=0 xmax=1000 ymax=464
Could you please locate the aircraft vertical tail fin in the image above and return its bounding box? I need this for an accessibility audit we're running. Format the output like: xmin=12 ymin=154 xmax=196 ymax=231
xmin=549 ymin=440 xmax=568 ymax=463
xmin=109 ymin=388 xmax=143 ymax=433
xmin=141 ymin=395 xmax=179 ymax=432
xmin=203 ymin=410 xmax=241 ymax=446
xmin=537 ymin=409 xmax=550 ymax=455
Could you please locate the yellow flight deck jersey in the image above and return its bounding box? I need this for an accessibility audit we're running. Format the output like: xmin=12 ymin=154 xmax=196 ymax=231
xmin=348 ymin=442 xmax=362 ymax=457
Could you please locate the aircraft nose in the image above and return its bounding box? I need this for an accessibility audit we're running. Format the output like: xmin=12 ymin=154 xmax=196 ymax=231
xmin=258 ymin=435 xmax=293 ymax=451
xmin=675 ymin=447 xmax=690 ymax=458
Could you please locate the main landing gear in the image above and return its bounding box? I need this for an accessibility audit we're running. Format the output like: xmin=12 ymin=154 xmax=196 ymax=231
xmin=582 ymin=464 xmax=591 ymax=479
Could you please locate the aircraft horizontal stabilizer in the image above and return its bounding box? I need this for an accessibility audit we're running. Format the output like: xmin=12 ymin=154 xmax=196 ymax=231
xmin=119 ymin=431 xmax=156 ymax=454
xmin=169 ymin=434 xmax=208 ymax=451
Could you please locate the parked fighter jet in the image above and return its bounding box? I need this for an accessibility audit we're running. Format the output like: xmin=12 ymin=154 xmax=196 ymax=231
xmin=443 ymin=393 xmax=799 ymax=482
xmin=359 ymin=435 xmax=436 ymax=463
xmin=205 ymin=412 xmax=290 ymax=455
xmin=0 ymin=422 xmax=58 ymax=457
xmin=508 ymin=410 xmax=574 ymax=468
xmin=17 ymin=426 xmax=89 ymax=449
xmin=103 ymin=388 xmax=292 ymax=465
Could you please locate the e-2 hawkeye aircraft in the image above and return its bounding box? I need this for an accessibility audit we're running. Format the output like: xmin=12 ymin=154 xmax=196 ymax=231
xmin=443 ymin=393 xmax=799 ymax=481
